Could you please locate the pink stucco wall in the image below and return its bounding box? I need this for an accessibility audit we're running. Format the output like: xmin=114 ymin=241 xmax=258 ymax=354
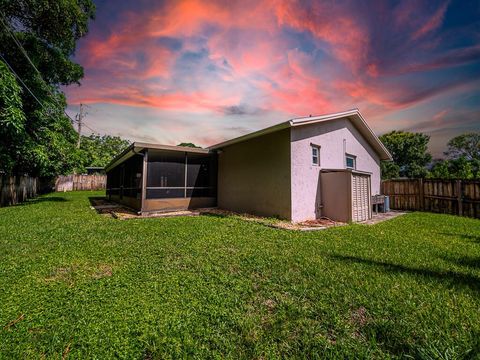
xmin=290 ymin=117 xmax=381 ymax=222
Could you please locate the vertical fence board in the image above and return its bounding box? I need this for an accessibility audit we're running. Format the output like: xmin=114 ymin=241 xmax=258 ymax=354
xmin=1 ymin=174 xmax=105 ymax=207
xmin=382 ymin=179 xmax=480 ymax=219
xmin=0 ymin=175 xmax=39 ymax=207
xmin=55 ymin=174 xmax=106 ymax=192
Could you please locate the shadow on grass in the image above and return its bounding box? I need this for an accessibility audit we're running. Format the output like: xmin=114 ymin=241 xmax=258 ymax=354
xmin=438 ymin=232 xmax=480 ymax=244
xmin=329 ymin=254 xmax=480 ymax=293
xmin=17 ymin=196 xmax=68 ymax=206
xmin=442 ymin=255 xmax=480 ymax=271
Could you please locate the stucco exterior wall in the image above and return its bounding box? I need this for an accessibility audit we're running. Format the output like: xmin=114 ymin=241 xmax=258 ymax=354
xmin=290 ymin=117 xmax=381 ymax=222
xmin=217 ymin=129 xmax=291 ymax=219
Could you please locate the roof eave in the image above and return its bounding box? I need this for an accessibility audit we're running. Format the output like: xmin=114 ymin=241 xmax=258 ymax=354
xmin=104 ymin=142 xmax=213 ymax=172
xmin=104 ymin=143 xmax=139 ymax=173
xmin=208 ymin=121 xmax=290 ymax=150
xmin=208 ymin=109 xmax=392 ymax=161
xmin=291 ymin=110 xmax=392 ymax=161
xmin=352 ymin=111 xmax=392 ymax=161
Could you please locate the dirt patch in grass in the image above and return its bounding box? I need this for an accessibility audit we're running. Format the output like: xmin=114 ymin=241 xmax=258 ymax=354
xmin=350 ymin=306 xmax=368 ymax=327
xmin=3 ymin=314 xmax=25 ymax=330
xmin=350 ymin=306 xmax=369 ymax=339
xmin=45 ymin=266 xmax=78 ymax=285
xmin=263 ymin=299 xmax=277 ymax=312
xmin=92 ymin=264 xmax=113 ymax=279
xmin=44 ymin=263 xmax=114 ymax=285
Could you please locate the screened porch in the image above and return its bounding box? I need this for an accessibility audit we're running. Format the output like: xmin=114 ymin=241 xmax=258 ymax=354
xmin=106 ymin=143 xmax=217 ymax=213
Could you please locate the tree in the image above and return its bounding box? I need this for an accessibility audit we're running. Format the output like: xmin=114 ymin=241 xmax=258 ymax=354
xmin=0 ymin=60 xmax=26 ymax=174
xmin=444 ymin=133 xmax=480 ymax=161
xmin=80 ymin=134 xmax=130 ymax=169
xmin=379 ymin=131 xmax=432 ymax=178
xmin=427 ymin=159 xmax=451 ymax=179
xmin=380 ymin=161 xmax=400 ymax=180
xmin=427 ymin=157 xmax=480 ymax=179
xmin=177 ymin=142 xmax=202 ymax=148
xmin=0 ymin=0 xmax=95 ymax=177
xmin=449 ymin=157 xmax=474 ymax=179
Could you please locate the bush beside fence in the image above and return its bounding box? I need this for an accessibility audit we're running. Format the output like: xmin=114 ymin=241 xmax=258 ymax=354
xmin=0 ymin=176 xmax=38 ymax=207
xmin=382 ymin=179 xmax=480 ymax=218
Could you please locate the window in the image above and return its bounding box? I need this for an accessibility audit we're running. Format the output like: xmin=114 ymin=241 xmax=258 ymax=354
xmin=311 ymin=145 xmax=320 ymax=166
xmin=346 ymin=154 xmax=356 ymax=169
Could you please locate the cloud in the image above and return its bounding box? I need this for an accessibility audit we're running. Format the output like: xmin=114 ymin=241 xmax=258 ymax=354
xmin=433 ymin=109 xmax=449 ymax=120
xmin=220 ymin=104 xmax=265 ymax=116
xmin=64 ymin=0 xmax=480 ymax=153
xmin=412 ymin=1 xmax=449 ymax=40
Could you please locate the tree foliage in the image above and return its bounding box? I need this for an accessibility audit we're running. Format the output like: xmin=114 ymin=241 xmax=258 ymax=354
xmin=0 ymin=60 xmax=26 ymax=174
xmin=427 ymin=133 xmax=480 ymax=179
xmin=444 ymin=133 xmax=480 ymax=161
xmin=177 ymin=142 xmax=202 ymax=148
xmin=380 ymin=161 xmax=400 ymax=180
xmin=428 ymin=157 xmax=480 ymax=179
xmin=379 ymin=131 xmax=432 ymax=179
xmin=0 ymin=0 xmax=95 ymax=177
xmin=79 ymin=134 xmax=131 ymax=169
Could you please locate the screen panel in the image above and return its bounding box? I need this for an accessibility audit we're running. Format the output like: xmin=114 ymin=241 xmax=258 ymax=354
xmin=187 ymin=154 xmax=214 ymax=187
xmin=146 ymin=188 xmax=185 ymax=199
xmin=146 ymin=150 xmax=216 ymax=199
xmin=147 ymin=151 xmax=185 ymax=188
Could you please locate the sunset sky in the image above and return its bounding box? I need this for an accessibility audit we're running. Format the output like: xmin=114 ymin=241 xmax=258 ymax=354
xmin=64 ymin=0 xmax=480 ymax=157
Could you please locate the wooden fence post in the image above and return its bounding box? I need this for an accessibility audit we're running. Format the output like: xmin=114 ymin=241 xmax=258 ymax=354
xmin=457 ymin=179 xmax=463 ymax=216
xmin=418 ymin=178 xmax=424 ymax=211
xmin=0 ymin=176 xmax=3 ymax=206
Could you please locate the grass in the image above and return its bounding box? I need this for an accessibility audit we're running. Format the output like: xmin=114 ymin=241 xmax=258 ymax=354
xmin=0 ymin=191 xmax=479 ymax=359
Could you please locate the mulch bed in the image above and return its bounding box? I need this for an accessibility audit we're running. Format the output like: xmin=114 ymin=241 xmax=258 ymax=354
xmin=89 ymin=198 xmax=401 ymax=229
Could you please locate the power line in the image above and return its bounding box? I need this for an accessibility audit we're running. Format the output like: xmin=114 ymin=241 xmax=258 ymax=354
xmin=0 ymin=52 xmax=101 ymax=136
xmin=0 ymin=14 xmax=102 ymax=137
xmin=0 ymin=53 xmax=51 ymax=114
xmin=69 ymin=107 xmax=100 ymax=135
xmin=0 ymin=11 xmax=76 ymax=124
xmin=0 ymin=14 xmax=41 ymax=76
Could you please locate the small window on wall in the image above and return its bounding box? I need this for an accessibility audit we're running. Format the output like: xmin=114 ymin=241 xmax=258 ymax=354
xmin=346 ymin=154 xmax=356 ymax=169
xmin=311 ymin=145 xmax=320 ymax=166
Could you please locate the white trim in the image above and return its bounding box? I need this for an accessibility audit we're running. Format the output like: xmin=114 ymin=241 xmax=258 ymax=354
xmin=345 ymin=153 xmax=356 ymax=170
xmin=207 ymin=109 xmax=392 ymax=161
xmin=311 ymin=144 xmax=320 ymax=166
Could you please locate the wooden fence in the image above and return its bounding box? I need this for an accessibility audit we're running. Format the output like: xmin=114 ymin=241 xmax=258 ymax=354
xmin=0 ymin=176 xmax=38 ymax=207
xmin=55 ymin=174 xmax=106 ymax=192
xmin=382 ymin=179 xmax=480 ymax=218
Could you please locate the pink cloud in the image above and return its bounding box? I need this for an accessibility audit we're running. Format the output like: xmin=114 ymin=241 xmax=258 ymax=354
xmin=65 ymin=0 xmax=477 ymax=140
xmin=275 ymin=1 xmax=369 ymax=72
xmin=433 ymin=109 xmax=449 ymax=120
xmin=412 ymin=1 xmax=449 ymax=40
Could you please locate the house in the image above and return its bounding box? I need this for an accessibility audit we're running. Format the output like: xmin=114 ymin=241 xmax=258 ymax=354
xmin=85 ymin=166 xmax=105 ymax=175
xmin=105 ymin=109 xmax=392 ymax=223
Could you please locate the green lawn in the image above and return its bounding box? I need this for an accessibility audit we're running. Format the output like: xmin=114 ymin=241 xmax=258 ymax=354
xmin=1 ymin=192 xmax=479 ymax=359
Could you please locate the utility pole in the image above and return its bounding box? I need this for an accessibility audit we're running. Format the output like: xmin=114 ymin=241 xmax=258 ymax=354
xmin=76 ymin=103 xmax=84 ymax=148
